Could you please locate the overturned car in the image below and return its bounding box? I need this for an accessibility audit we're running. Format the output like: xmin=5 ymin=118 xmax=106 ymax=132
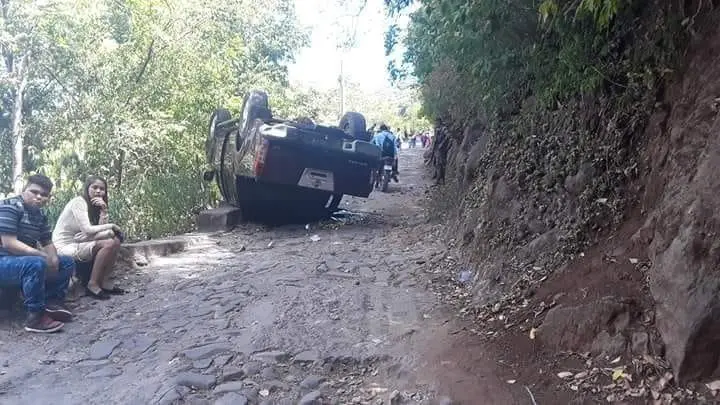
xmin=203 ymin=90 xmax=380 ymax=222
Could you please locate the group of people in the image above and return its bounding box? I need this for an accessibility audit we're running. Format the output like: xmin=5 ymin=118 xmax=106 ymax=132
xmin=368 ymin=119 xmax=450 ymax=186
xmin=0 ymin=174 xmax=125 ymax=333
xmin=408 ymin=133 xmax=431 ymax=149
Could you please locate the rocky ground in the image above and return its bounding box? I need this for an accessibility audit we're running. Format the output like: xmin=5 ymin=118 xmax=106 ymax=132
xmin=0 ymin=148 xmax=527 ymax=405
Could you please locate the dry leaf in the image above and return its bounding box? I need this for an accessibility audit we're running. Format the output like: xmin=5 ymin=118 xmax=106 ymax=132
xmin=574 ymin=371 xmax=588 ymax=379
xmin=506 ymin=380 xmax=516 ymax=384
xmin=612 ymin=368 xmax=627 ymax=381
xmin=557 ymin=371 xmax=574 ymax=379
xmin=629 ymin=258 xmax=639 ymax=264
xmin=529 ymin=327 xmax=537 ymax=340
xmin=656 ymin=372 xmax=673 ymax=391
xmin=629 ymin=387 xmax=647 ymax=397
xmin=610 ymin=356 xmax=622 ymax=364
xmin=706 ymin=380 xmax=720 ymax=391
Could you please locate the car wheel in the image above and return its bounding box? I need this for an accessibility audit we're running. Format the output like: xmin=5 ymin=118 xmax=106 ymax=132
xmin=339 ymin=112 xmax=368 ymax=141
xmin=238 ymin=90 xmax=272 ymax=149
xmin=206 ymin=108 xmax=232 ymax=166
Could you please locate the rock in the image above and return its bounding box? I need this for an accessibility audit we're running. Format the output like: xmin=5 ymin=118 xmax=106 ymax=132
xmin=184 ymin=395 xmax=211 ymax=405
xmin=590 ymin=331 xmax=627 ymax=358
xmin=437 ymin=396 xmax=455 ymax=405
xmin=649 ymin=199 xmax=720 ymax=381
xmin=222 ymin=366 xmax=245 ymax=382
xmin=564 ymin=162 xmax=594 ymax=196
xmin=293 ymin=350 xmax=320 ymax=364
xmin=518 ymin=229 xmax=560 ymax=262
xmin=300 ymin=375 xmax=324 ymax=390
xmin=126 ymin=336 xmax=157 ymax=354
xmin=89 ymin=339 xmax=121 ymax=360
xmin=644 ymin=112 xmax=720 ymax=382
xmin=315 ymin=262 xmax=329 ymax=273
xmin=87 ymin=366 xmax=123 ymax=378
xmin=174 ymin=372 xmax=216 ymax=390
xmin=194 ymin=358 xmax=213 ymax=369
xmin=214 ymin=354 xmax=232 ymax=367
xmin=539 ymin=297 xmax=633 ymax=352
xmin=157 ymin=388 xmax=183 ymax=405
xmin=214 ymin=381 xmax=245 ymax=394
xmin=298 ymin=390 xmax=322 ymax=405
xmin=260 ymin=366 xmax=277 ymax=380
xmin=324 ymin=271 xmax=358 ymax=280
xmin=214 ymin=392 xmax=248 ymax=405
xmin=388 ymin=390 xmax=403 ymax=404
xmin=241 ymin=362 xmax=261 ymax=376
xmin=241 ymin=387 xmax=259 ymax=402
xmin=183 ymin=343 xmax=232 ymax=361
xmin=77 ymin=359 xmax=111 ymax=368
xmin=264 ymin=379 xmax=289 ymax=392
xmin=631 ymin=331 xmax=650 ymax=355
xmin=253 ymin=350 xmax=289 ymax=363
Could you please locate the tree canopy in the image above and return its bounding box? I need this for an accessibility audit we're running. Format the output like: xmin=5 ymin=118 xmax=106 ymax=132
xmin=384 ymin=0 xmax=685 ymax=124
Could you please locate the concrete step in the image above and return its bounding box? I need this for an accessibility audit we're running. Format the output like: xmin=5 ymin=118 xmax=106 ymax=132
xmin=196 ymin=205 xmax=242 ymax=233
xmin=118 ymin=234 xmax=213 ymax=268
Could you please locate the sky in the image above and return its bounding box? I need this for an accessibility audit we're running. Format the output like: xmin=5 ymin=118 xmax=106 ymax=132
xmin=288 ymin=0 xmax=407 ymax=92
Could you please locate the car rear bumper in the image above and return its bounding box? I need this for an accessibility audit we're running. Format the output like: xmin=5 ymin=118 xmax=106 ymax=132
xmin=257 ymin=138 xmax=379 ymax=198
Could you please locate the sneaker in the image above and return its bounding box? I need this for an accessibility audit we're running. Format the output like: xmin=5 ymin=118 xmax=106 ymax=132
xmin=24 ymin=312 xmax=64 ymax=333
xmin=45 ymin=303 xmax=73 ymax=322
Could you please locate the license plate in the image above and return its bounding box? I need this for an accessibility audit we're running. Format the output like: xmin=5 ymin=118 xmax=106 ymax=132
xmin=297 ymin=168 xmax=335 ymax=192
xmin=383 ymin=165 xmax=392 ymax=170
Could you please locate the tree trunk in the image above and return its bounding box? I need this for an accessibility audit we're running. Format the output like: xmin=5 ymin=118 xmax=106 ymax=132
xmin=338 ymin=57 xmax=345 ymax=120
xmin=11 ymin=53 xmax=29 ymax=194
xmin=115 ymin=149 xmax=125 ymax=189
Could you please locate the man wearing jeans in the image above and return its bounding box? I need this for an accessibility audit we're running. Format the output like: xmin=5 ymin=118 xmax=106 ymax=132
xmin=0 ymin=174 xmax=74 ymax=333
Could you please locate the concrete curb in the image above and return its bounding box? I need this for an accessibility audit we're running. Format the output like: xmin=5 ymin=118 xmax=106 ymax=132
xmin=118 ymin=234 xmax=211 ymax=268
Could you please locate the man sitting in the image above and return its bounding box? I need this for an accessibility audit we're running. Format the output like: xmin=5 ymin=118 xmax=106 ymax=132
xmin=0 ymin=174 xmax=74 ymax=333
xmin=372 ymin=124 xmax=399 ymax=182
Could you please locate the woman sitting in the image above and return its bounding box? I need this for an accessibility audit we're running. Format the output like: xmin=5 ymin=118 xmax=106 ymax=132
xmin=52 ymin=176 xmax=125 ymax=300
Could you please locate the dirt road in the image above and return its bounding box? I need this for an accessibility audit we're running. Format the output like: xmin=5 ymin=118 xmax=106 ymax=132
xmin=0 ymin=148 xmax=523 ymax=405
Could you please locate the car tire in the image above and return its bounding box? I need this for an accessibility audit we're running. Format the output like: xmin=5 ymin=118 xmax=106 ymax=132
xmin=206 ymin=108 xmax=232 ymax=165
xmin=239 ymin=90 xmax=272 ymax=141
xmin=339 ymin=112 xmax=368 ymax=141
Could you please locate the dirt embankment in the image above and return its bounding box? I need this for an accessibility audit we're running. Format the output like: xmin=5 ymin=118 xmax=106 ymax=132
xmin=427 ymin=5 xmax=720 ymax=401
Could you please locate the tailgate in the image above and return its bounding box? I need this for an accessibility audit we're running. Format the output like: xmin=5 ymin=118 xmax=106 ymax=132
xmin=258 ymin=133 xmax=380 ymax=198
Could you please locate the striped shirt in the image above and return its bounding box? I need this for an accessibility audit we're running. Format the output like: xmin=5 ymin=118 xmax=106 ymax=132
xmin=0 ymin=195 xmax=52 ymax=256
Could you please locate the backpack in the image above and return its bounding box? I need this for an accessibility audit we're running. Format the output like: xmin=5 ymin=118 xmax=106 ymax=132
xmin=381 ymin=135 xmax=395 ymax=157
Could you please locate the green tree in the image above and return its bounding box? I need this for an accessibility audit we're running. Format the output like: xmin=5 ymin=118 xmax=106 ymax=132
xmin=0 ymin=0 xmax=307 ymax=239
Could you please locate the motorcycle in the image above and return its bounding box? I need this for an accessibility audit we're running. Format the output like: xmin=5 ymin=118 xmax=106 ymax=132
xmin=375 ymin=156 xmax=395 ymax=192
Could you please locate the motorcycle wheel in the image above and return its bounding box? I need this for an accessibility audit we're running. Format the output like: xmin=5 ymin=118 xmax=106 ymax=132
xmin=381 ymin=171 xmax=390 ymax=192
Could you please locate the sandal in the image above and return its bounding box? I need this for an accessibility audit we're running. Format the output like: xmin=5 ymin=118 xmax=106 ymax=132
xmin=101 ymin=287 xmax=126 ymax=295
xmin=85 ymin=287 xmax=110 ymax=300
